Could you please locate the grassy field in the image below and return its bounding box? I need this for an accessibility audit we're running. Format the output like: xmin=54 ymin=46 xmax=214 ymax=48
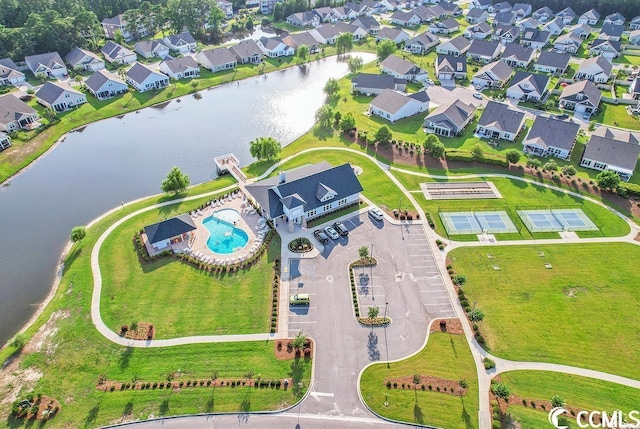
xmin=360 ymin=330 xmax=479 ymax=429
xmin=593 ymin=102 xmax=640 ymax=130
xmin=99 ymin=195 xmax=278 ymax=338
xmin=448 ymin=243 xmax=640 ymax=379
xmin=614 ymin=54 xmax=640 ymax=66
xmin=0 ymin=177 xmax=310 ymax=427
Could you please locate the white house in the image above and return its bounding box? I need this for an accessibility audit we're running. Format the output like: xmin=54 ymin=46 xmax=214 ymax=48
xmin=390 ymin=10 xmax=421 ymax=27
xmin=35 ymin=81 xmax=86 ymax=111
xmin=196 ymin=47 xmax=237 ymax=72
xmin=491 ymin=25 xmax=520 ymax=44
xmin=506 ymin=71 xmax=549 ymax=101
xmin=143 ymin=214 xmax=197 ymax=251
xmin=542 ymin=17 xmax=565 ymax=35
xmin=501 ymin=43 xmax=535 ymax=68
xmin=163 ymin=31 xmax=197 ymax=54
xmin=159 ymin=57 xmax=200 ymax=79
xmin=475 ymin=101 xmax=525 ymax=141
xmin=533 ymin=51 xmax=570 ymax=75
xmin=520 ymin=29 xmax=551 ymax=50
xmin=580 ymin=129 xmax=640 ymax=181
xmin=556 ymin=7 xmax=576 ymax=24
xmin=578 ymin=9 xmax=600 ymax=26
xmin=375 ymin=27 xmax=410 ymax=44
xmin=380 ymin=54 xmax=428 ymax=82
xmin=0 ymin=94 xmax=39 ymax=132
xmin=0 ymin=132 xmax=10 ymax=152
xmin=84 ymin=70 xmax=128 ymax=100
xmin=467 ymin=39 xmax=502 ymax=63
xmin=352 ymin=73 xmax=406 ymax=96
xmin=0 ymin=58 xmax=26 ymax=85
xmin=630 ymin=16 xmax=640 ymax=30
xmin=257 ymin=37 xmax=295 ymax=57
xmin=404 ymin=31 xmax=439 ymax=54
xmin=65 ymin=47 xmax=105 ymax=71
xmin=428 ymin=18 xmax=460 ymax=35
xmin=464 ymin=22 xmax=493 ymax=40
xmin=125 ymin=62 xmax=170 ymax=92
xmin=589 ymin=39 xmax=621 ymax=60
xmin=603 ymin=12 xmax=625 ymax=26
xmin=523 ymin=115 xmax=579 ymax=159
xmin=25 ymin=52 xmax=67 ymax=78
xmin=574 ymin=56 xmax=612 ymax=83
xmin=554 ymin=32 xmax=582 ymax=54
xmin=424 ymin=100 xmax=476 ymax=137
xmin=472 ymin=60 xmax=513 ymax=88
xmin=310 ymin=24 xmax=340 ymax=45
xmin=436 ymin=54 xmax=467 ymax=80
xmin=559 ymin=80 xmax=601 ymax=115
xmin=101 ymin=41 xmax=137 ymax=65
xmin=134 ymin=40 xmax=170 ymax=59
xmin=436 ymin=35 xmax=471 ymax=56
xmin=368 ymin=88 xmax=430 ymax=122
xmin=230 ymin=40 xmax=264 ymax=64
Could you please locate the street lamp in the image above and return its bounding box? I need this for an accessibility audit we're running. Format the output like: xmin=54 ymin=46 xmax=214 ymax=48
xmin=384 ymin=302 xmax=390 ymax=368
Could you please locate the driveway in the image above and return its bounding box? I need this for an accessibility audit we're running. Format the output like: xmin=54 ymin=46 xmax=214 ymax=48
xmin=426 ymin=85 xmax=488 ymax=109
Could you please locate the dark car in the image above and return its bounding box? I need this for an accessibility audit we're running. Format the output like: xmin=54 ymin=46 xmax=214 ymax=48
xmin=313 ymin=229 xmax=329 ymax=244
xmin=333 ymin=221 xmax=349 ymax=236
xmin=555 ymin=114 xmax=569 ymax=120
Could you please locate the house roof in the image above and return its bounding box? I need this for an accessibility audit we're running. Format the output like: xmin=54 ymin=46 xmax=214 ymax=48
xmin=282 ymin=31 xmax=318 ymax=48
xmin=439 ymin=1 xmax=460 ymax=13
xmin=351 ymin=15 xmax=380 ymax=30
xmin=65 ymin=47 xmax=102 ymax=67
xmin=144 ymin=214 xmax=196 ymax=244
xmin=605 ymin=12 xmax=625 ymax=22
xmin=521 ymin=29 xmax=550 ymax=43
xmin=437 ymin=54 xmax=467 ymax=74
xmin=579 ymin=56 xmax=612 ymax=76
xmin=407 ymin=31 xmax=439 ymax=47
xmin=592 ymin=127 xmax=640 ymax=144
xmin=525 ymin=116 xmax=579 ymax=151
xmin=557 ymin=7 xmax=575 ymax=18
xmin=439 ymin=18 xmax=460 ymax=29
xmin=474 ymin=60 xmax=513 ymax=81
xmin=477 ymin=101 xmax=524 ymax=134
xmin=591 ymin=38 xmax=621 ymax=52
xmin=544 ymin=17 xmax=565 ymax=29
xmin=101 ymin=14 xmax=125 ymax=26
xmin=334 ymin=22 xmax=361 ymax=35
xmin=533 ymin=6 xmax=553 ymax=17
xmin=536 ymin=51 xmax=570 ymax=69
xmin=493 ymin=12 xmax=515 ymax=25
xmin=502 ymin=43 xmax=534 ymax=61
xmin=352 ymin=73 xmax=403 ymax=90
xmin=377 ymin=27 xmax=407 ymax=41
xmin=381 ymin=54 xmax=421 ymax=75
xmin=572 ymin=23 xmax=592 ymax=36
xmin=555 ymin=32 xmax=582 ymax=46
xmin=560 ymin=80 xmax=602 ymax=106
xmin=584 ymin=136 xmax=640 ymax=172
xmin=511 ymin=3 xmax=531 ymax=13
xmin=84 ymin=70 xmax=126 ymax=92
xmin=444 ymin=35 xmax=471 ymax=51
xmin=200 ymin=47 xmax=237 ymax=66
xmin=230 ymin=39 xmax=263 ymax=59
xmin=126 ymin=62 xmax=167 ymax=84
xmin=165 ymin=31 xmax=196 ymax=46
xmin=601 ymin=23 xmax=624 ymax=38
xmin=259 ymin=36 xmax=287 ymax=50
xmin=581 ymin=8 xmax=600 ymax=20
xmin=0 ymin=94 xmax=37 ymax=126
xmin=467 ymin=7 xmax=486 ymax=18
xmin=370 ymin=88 xmax=427 ymax=115
xmin=101 ymin=41 xmax=135 ymax=60
xmin=475 ymin=0 xmax=491 ymax=5
xmin=425 ymin=99 xmax=475 ymax=130
xmin=135 ymin=39 xmax=169 ymax=55
xmin=0 ymin=58 xmax=23 ymax=81
xmin=468 ymin=39 xmax=501 ymax=57
xmin=518 ymin=17 xmax=539 ymax=29
xmin=509 ymin=71 xmax=549 ymax=95
xmin=493 ymin=1 xmax=512 ymax=11
xmin=630 ymin=77 xmax=640 ymax=94
xmin=24 ymin=52 xmax=65 ymax=72
xmin=468 ymin=21 xmax=492 ymax=34
xmin=493 ymin=25 xmax=520 ymax=39
xmin=35 ymin=81 xmax=83 ymax=104
xmin=245 ymin=162 xmax=363 ymax=219
xmin=391 ymin=10 xmax=418 ymax=22
xmin=160 ymin=56 xmax=199 ymax=74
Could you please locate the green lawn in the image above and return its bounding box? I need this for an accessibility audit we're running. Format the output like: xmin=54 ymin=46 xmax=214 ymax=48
xmin=360 ymin=331 xmax=479 ymax=428
xmin=99 ymin=193 xmax=278 ymax=338
xmin=593 ymin=102 xmax=640 ymax=130
xmin=0 ymin=177 xmax=310 ymax=427
xmin=448 ymin=243 xmax=640 ymax=379
xmin=614 ymin=54 xmax=640 ymax=66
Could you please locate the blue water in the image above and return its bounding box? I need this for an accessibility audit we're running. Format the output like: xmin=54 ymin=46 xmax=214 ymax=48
xmin=203 ymin=215 xmax=249 ymax=254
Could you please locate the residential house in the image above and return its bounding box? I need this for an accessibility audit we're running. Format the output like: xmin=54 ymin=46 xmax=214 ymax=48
xmin=310 ymin=25 xmax=340 ymax=44
xmin=344 ymin=1 xmax=372 ymax=16
xmin=101 ymin=41 xmax=137 ymax=65
xmin=492 ymin=25 xmax=520 ymax=44
xmin=196 ymin=47 xmax=238 ymax=71
xmin=361 ymin=0 xmax=388 ymax=14
xmin=334 ymin=22 xmax=368 ymax=41
xmin=533 ymin=51 xmax=570 ymax=75
xmin=163 ymin=31 xmax=197 ymax=54
xmin=260 ymin=0 xmax=282 ymax=15
xmin=556 ymin=7 xmax=576 ymax=24
xmin=159 ymin=57 xmax=200 ymax=79
xmin=143 ymin=214 xmax=197 ymax=251
xmin=314 ymin=6 xmax=339 ymax=22
xmin=125 ymin=63 xmax=170 ymax=92
xmin=375 ymin=27 xmax=410 ymax=44
xmin=523 ymin=115 xmax=579 ymax=158
xmin=571 ymin=24 xmax=592 ymax=40
xmin=475 ymin=101 xmax=525 ymax=141
xmin=436 ymin=35 xmax=471 ymax=56
xmin=554 ymin=32 xmax=582 ymax=54
xmin=516 ymin=17 xmax=539 ymax=32
xmin=630 ymin=30 xmax=640 ymax=46
xmin=256 ymin=37 xmax=294 ymax=57
xmin=333 ymin=6 xmax=357 ymax=21
xmin=351 ymin=16 xmax=381 ymax=34
xmin=216 ymin=0 xmax=234 ymax=18
xmin=424 ymin=99 xmax=476 ymax=136
xmin=439 ymin=1 xmax=462 ymax=16
xmin=0 ymin=94 xmax=39 ymax=132
xmin=84 ymin=70 xmax=128 ymax=100
xmin=464 ymin=21 xmax=493 ymax=39
xmin=559 ymin=80 xmax=601 ymax=115
xmin=245 ymin=162 xmax=363 ymax=224
xmin=574 ymin=56 xmax=612 ymax=83
xmin=0 ymin=132 xmax=10 ymax=152
xmin=580 ymin=129 xmax=640 ymax=181
xmin=506 ymin=71 xmax=549 ymax=101
xmin=368 ymin=88 xmax=430 ymax=122
xmin=351 ymin=73 xmax=406 ymax=95
xmin=493 ymin=12 xmax=516 ymax=27
xmin=472 ymin=60 xmax=514 ymax=88
xmin=230 ymin=40 xmax=264 ymax=64
xmin=404 ymin=32 xmax=440 ymax=54
xmin=501 ymin=43 xmax=534 ymax=68
xmin=511 ymin=3 xmax=532 ymax=18
xmin=134 ymin=40 xmax=170 ymax=59
xmin=466 ymin=8 xmax=488 ymax=24
xmin=520 ymin=29 xmax=551 ymax=49
xmin=24 ymin=52 xmax=67 ymax=78
xmin=390 ymin=10 xmax=421 ymax=27
xmin=532 ymin=6 xmax=553 ymax=22
xmin=630 ymin=16 xmax=640 ymax=30
xmin=415 ymin=4 xmax=446 ymax=22
xmin=0 ymin=58 xmax=25 ymax=85
xmin=436 ymin=54 xmax=467 ymax=79
xmin=101 ymin=14 xmax=148 ymax=41
xmin=578 ymin=9 xmax=600 ymax=26
xmin=467 ymin=39 xmax=503 ymax=63
xmin=286 ymin=11 xmax=321 ymax=27
xmin=282 ymin=31 xmax=320 ymax=54
xmin=589 ymin=39 xmax=621 ymax=60
xmin=35 ymin=81 xmax=86 ymax=111
xmin=630 ymin=78 xmax=640 ymax=99
xmin=600 ymin=23 xmax=624 ymax=41
xmin=603 ymin=12 xmax=625 ymax=26
xmin=65 ymin=47 xmax=105 ymax=72
xmin=471 ymin=0 xmax=492 ymax=10
xmin=489 ymin=1 xmax=512 ymax=14
xmin=428 ymin=18 xmax=460 ymax=35
xmin=380 ymin=54 xmax=429 ymax=82
xmin=542 ymin=17 xmax=565 ymax=35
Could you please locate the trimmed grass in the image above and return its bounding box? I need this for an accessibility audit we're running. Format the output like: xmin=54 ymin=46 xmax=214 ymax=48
xmin=0 ymin=177 xmax=310 ymax=427
xmin=360 ymin=331 xmax=479 ymax=428
xmin=593 ymin=102 xmax=640 ymax=130
xmin=614 ymin=54 xmax=640 ymax=66
xmin=448 ymin=243 xmax=640 ymax=379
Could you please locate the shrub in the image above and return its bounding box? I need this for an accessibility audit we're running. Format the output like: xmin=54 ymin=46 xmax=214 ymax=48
xmin=393 ymin=382 xmax=398 ymax=388
xmin=492 ymin=421 xmax=502 ymax=429
xmin=452 ymin=274 xmax=467 ymax=286
xmin=483 ymin=357 xmax=496 ymax=370
xmin=421 ymin=384 xmax=425 ymax=390
xmin=459 ymin=379 xmax=468 ymax=389
xmin=428 ymin=384 xmax=432 ymax=390
xmin=387 ymin=381 xmax=392 ymax=389
xmin=476 ymin=335 xmax=485 ymax=344
xmin=469 ymin=308 xmax=485 ymax=322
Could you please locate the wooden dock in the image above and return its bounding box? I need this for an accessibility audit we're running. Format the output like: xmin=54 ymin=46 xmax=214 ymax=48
xmin=214 ymin=153 xmax=247 ymax=183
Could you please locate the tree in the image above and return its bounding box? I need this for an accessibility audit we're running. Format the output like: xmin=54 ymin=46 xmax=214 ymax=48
xmin=505 ymin=148 xmax=521 ymax=164
xmin=491 ymin=383 xmax=511 ymax=401
xmin=245 ymin=17 xmax=254 ymax=31
xmin=430 ymin=142 xmax=445 ymax=159
xmin=292 ymin=331 xmax=306 ymax=350
xmin=543 ymin=160 xmax=558 ymax=171
xmin=471 ymin=143 xmax=483 ymax=159
xmin=347 ymin=56 xmax=363 ymax=74
xmin=358 ymin=245 xmax=369 ymax=259
xmin=161 ymin=166 xmax=190 ymax=194
xmin=596 ymin=170 xmax=620 ymax=190
xmin=561 ymin=165 xmax=577 ymax=177
xmin=333 ymin=110 xmax=342 ymax=124
xmin=340 ymin=112 xmax=356 ymax=131
xmin=423 ymin=133 xmax=441 ymax=151
xmin=11 ymin=333 xmax=26 ymax=351
xmin=336 ymin=32 xmax=353 ymax=56
xmin=114 ymin=29 xmax=125 ymax=45
xmin=375 ymin=125 xmax=392 ymax=144
xmin=323 ymin=78 xmax=340 ymax=99
xmin=167 ymin=0 xmax=224 ymax=38
xmin=377 ymin=39 xmax=397 ymax=61
xmin=296 ymin=44 xmax=309 ymax=64
xmin=368 ymin=305 xmax=379 ymax=320
xmin=70 ymin=226 xmax=87 ymax=243
xmin=526 ymin=157 xmax=541 ymax=169
xmin=249 ymin=136 xmax=281 ymax=160
xmin=551 ymin=395 xmax=566 ymax=408
xmin=469 ymin=308 xmax=484 ymax=321
xmin=315 ymin=104 xmax=334 ymax=129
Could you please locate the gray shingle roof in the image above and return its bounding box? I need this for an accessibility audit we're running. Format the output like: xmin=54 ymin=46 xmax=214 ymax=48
xmin=536 ymin=51 xmax=570 ymax=69
xmin=493 ymin=12 xmax=515 ymax=25
xmin=493 ymin=25 xmax=520 ymax=39
xmin=283 ymin=31 xmax=318 ymax=49
xmin=370 ymin=89 xmax=417 ymax=114
xmin=65 ymin=47 xmax=101 ymax=67
xmin=84 ymin=70 xmax=126 ymax=92
xmin=425 ymin=99 xmax=475 ymax=130
xmin=581 ymin=9 xmax=600 ymax=20
xmin=0 ymin=58 xmax=23 ymax=81
xmin=381 ymin=54 xmax=419 ymax=75
xmin=477 ymin=101 xmax=524 ymax=133
xmin=525 ymin=116 xmax=579 ymax=151
xmin=502 ymin=43 xmax=534 ymax=61
xmin=509 ymin=71 xmax=549 ymax=94
xmin=351 ymin=16 xmax=380 ymax=30
xmin=25 ymin=52 xmax=65 ymax=72
xmin=407 ymin=31 xmax=439 ymax=47
xmin=437 ymin=54 xmax=467 ymax=74
xmin=446 ymin=35 xmax=472 ymax=51
xmin=592 ymin=127 xmax=640 ymax=144
xmin=377 ymin=27 xmax=406 ymax=41
xmin=35 ymin=81 xmax=83 ymax=104
xmin=0 ymin=94 xmax=37 ymax=126
xmin=160 ymin=56 xmax=199 ymax=74
xmin=560 ymin=80 xmax=602 ymax=107
xmin=591 ymin=38 xmax=621 ymax=51
xmin=144 ymin=214 xmax=196 ymax=244
xmin=468 ymin=39 xmax=501 ymax=57
xmin=521 ymin=29 xmax=550 ymax=43
xmin=352 ymin=73 xmax=400 ymax=90
xmin=579 ymin=56 xmax=613 ymax=76
xmin=557 ymin=7 xmax=575 ymax=19
xmin=230 ymin=39 xmax=263 ymax=59
xmin=467 ymin=7 xmax=486 ymax=18
xmin=601 ymin=23 xmax=624 ymax=38
xmin=584 ymin=136 xmax=640 ymax=172
xmin=468 ymin=21 xmax=492 ymax=34
xmin=475 ymin=60 xmax=513 ymax=81
xmin=200 ymin=47 xmax=237 ymax=66
xmin=135 ymin=39 xmax=169 ymax=55
xmin=165 ymin=31 xmax=197 ymax=46
xmin=126 ymin=62 xmax=166 ymax=84
xmin=101 ymin=41 xmax=135 ymax=60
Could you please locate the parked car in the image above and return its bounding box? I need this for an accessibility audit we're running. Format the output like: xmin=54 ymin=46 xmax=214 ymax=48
xmin=583 ymin=112 xmax=591 ymax=120
xmin=313 ymin=229 xmax=329 ymax=244
xmin=555 ymin=113 xmax=569 ymax=120
xmin=289 ymin=293 xmax=310 ymax=305
xmin=324 ymin=226 xmax=340 ymax=240
xmin=425 ymin=78 xmax=435 ymax=85
xmin=333 ymin=221 xmax=348 ymax=236
xmin=368 ymin=207 xmax=384 ymax=221
xmin=474 ymin=84 xmax=483 ymax=90
xmin=473 ymin=92 xmax=483 ymax=99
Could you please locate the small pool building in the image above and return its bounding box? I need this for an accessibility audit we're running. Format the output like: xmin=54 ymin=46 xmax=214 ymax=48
xmin=143 ymin=214 xmax=197 ymax=250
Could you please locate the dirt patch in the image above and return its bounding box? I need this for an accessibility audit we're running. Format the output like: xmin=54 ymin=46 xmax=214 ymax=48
xmin=23 ymin=310 xmax=69 ymax=355
xmin=563 ymin=287 xmax=588 ymax=298
xmin=384 ymin=374 xmax=468 ymax=396
xmin=274 ymin=338 xmax=314 ymax=360
xmin=11 ymin=395 xmax=61 ymax=421
xmin=430 ymin=318 xmax=463 ymax=334
xmin=0 ymin=364 xmax=43 ymax=405
xmin=120 ymin=322 xmax=155 ymax=340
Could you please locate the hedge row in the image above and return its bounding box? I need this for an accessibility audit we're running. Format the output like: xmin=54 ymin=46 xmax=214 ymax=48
xmin=445 ymin=150 xmax=509 ymax=167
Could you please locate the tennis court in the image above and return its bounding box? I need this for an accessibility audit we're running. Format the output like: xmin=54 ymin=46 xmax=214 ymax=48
xmin=440 ymin=211 xmax=517 ymax=235
xmin=518 ymin=209 xmax=598 ymax=232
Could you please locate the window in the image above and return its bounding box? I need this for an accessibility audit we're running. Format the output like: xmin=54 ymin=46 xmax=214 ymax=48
xmin=307 ymin=209 xmax=317 ymax=217
xmin=65 ymin=93 xmax=70 ymax=98
xmin=323 ymin=203 xmax=332 ymax=212
xmin=337 ymin=198 xmax=348 ymax=206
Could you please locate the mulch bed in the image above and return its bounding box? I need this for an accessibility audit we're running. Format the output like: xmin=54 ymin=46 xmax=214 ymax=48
xmin=384 ymin=375 xmax=468 ymax=396
xmin=14 ymin=395 xmax=61 ymax=421
xmin=120 ymin=322 xmax=155 ymax=340
xmin=430 ymin=318 xmax=464 ymax=335
xmin=97 ymin=377 xmax=293 ymax=392
xmin=274 ymin=338 xmax=314 ymax=361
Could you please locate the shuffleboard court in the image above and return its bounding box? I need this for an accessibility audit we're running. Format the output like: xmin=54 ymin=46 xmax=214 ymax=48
xmin=421 ymin=181 xmax=502 ymax=200
xmin=440 ymin=211 xmax=517 ymax=235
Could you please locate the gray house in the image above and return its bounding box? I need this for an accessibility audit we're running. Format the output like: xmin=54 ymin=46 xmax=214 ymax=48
xmin=159 ymin=57 xmax=200 ymax=79
xmin=230 ymin=40 xmax=264 ymax=64
xmin=0 ymin=132 xmax=10 ymax=152
xmin=501 ymin=43 xmax=534 ymax=68
xmin=404 ymin=31 xmax=439 ymax=54
xmin=65 ymin=47 xmax=105 ymax=71
xmin=475 ymin=101 xmax=525 ymax=141
xmin=467 ymin=39 xmax=502 ymax=63
xmin=351 ymin=73 xmax=406 ymax=95
xmin=472 ymin=60 xmax=514 ymax=88
xmin=559 ymin=80 xmax=601 ymax=115
xmin=134 ymin=40 xmax=170 ymax=59
xmin=424 ymin=100 xmax=476 ymax=137
xmin=506 ymin=71 xmax=549 ymax=101
xmin=196 ymin=47 xmax=238 ymax=72
xmin=523 ymin=115 xmax=579 ymax=159
xmin=163 ymin=31 xmax=197 ymax=54
xmin=125 ymin=63 xmax=170 ymax=92
xmin=0 ymin=94 xmax=39 ymax=132
xmin=580 ymin=129 xmax=640 ymax=181
xmin=84 ymin=70 xmax=128 ymax=100
xmin=436 ymin=55 xmax=467 ymax=80
xmin=533 ymin=51 xmax=570 ymax=75
xmin=25 ymin=52 xmax=67 ymax=78
xmin=144 ymin=214 xmax=197 ymax=251
xmin=101 ymin=41 xmax=137 ymax=65
xmin=0 ymin=58 xmax=25 ymax=85
xmin=35 ymin=81 xmax=87 ymax=111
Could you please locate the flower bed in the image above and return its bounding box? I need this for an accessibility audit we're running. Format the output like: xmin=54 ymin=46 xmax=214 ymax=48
xmin=287 ymin=237 xmax=313 ymax=253
xmin=348 ymin=257 xmax=378 ymax=318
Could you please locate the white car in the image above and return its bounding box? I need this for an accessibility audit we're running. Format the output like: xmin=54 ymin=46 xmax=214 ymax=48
xmin=323 ymin=226 xmax=340 ymax=240
xmin=473 ymin=92 xmax=483 ymax=100
xmin=425 ymin=78 xmax=435 ymax=85
xmin=368 ymin=207 xmax=384 ymax=221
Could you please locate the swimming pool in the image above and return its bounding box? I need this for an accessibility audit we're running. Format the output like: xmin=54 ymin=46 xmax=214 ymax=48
xmin=202 ymin=212 xmax=249 ymax=254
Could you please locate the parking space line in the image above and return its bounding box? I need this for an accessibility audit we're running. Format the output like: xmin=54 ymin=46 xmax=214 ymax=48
xmin=287 ymin=321 xmax=318 ymax=324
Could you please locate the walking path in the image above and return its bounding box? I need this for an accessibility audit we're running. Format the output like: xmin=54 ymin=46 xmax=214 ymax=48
xmin=90 ymin=147 xmax=639 ymax=429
